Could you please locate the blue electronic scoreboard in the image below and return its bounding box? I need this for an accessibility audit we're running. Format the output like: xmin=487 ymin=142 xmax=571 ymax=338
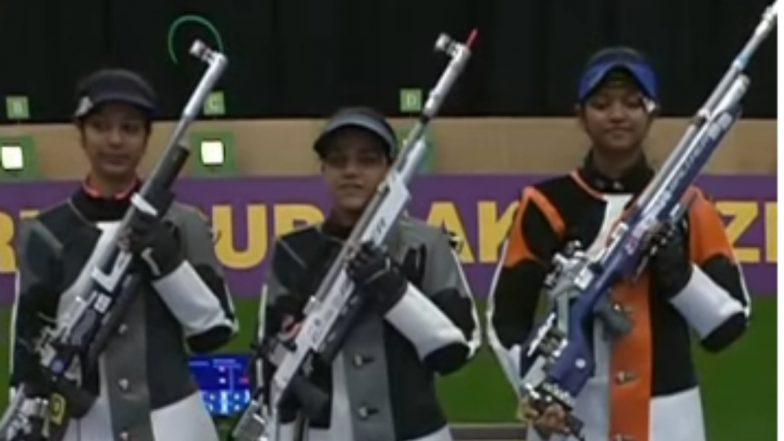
xmin=189 ymin=354 xmax=253 ymax=417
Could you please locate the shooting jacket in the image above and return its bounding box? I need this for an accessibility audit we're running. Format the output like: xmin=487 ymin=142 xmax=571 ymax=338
xmin=10 ymin=182 xmax=237 ymax=441
xmin=258 ymin=216 xmax=481 ymax=441
xmin=487 ymin=154 xmax=750 ymax=441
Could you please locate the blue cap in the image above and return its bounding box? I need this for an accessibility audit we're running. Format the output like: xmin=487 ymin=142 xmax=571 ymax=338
xmin=578 ymin=47 xmax=657 ymax=103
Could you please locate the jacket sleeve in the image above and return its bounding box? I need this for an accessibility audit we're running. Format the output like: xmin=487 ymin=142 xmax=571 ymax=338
xmin=382 ymin=227 xmax=481 ymax=375
xmin=667 ymin=190 xmax=751 ymax=352
xmin=10 ymin=219 xmax=63 ymax=396
xmin=151 ymin=207 xmax=238 ymax=353
xmin=486 ymin=187 xmax=562 ymax=393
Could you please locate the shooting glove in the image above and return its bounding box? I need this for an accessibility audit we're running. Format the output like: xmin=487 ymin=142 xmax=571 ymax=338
xmin=126 ymin=211 xmax=183 ymax=279
xmin=649 ymin=220 xmax=693 ymax=299
xmin=346 ymin=242 xmax=408 ymax=313
xmin=266 ymin=295 xmax=306 ymax=337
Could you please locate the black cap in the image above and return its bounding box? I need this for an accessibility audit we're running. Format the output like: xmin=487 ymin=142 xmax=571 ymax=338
xmin=313 ymin=107 xmax=398 ymax=159
xmin=73 ymin=68 xmax=157 ymax=120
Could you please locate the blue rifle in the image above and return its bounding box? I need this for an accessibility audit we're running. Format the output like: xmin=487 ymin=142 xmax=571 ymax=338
xmin=517 ymin=3 xmax=778 ymax=439
xmin=0 ymin=41 xmax=227 ymax=441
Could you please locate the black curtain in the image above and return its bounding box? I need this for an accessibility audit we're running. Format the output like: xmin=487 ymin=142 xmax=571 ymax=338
xmin=0 ymin=0 xmax=776 ymax=122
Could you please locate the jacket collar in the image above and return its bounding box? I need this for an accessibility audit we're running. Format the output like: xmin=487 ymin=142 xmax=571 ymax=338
xmin=576 ymin=151 xmax=654 ymax=194
xmin=71 ymin=178 xmax=141 ymax=222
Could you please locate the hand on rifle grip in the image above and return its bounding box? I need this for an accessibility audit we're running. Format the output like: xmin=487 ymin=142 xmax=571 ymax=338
xmin=519 ymin=398 xmax=585 ymax=441
xmin=125 ymin=210 xmax=183 ymax=279
xmin=346 ymin=242 xmax=407 ymax=313
xmin=648 ymin=220 xmax=692 ymax=299
xmin=518 ymin=398 xmax=571 ymax=440
xmin=278 ymin=315 xmax=302 ymax=342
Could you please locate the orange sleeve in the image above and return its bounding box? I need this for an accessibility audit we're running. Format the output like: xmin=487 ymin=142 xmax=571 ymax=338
xmin=688 ymin=187 xmax=736 ymax=265
xmin=503 ymin=187 xmax=565 ymax=268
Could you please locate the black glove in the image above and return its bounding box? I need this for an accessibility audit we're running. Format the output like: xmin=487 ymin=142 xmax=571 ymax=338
xmin=266 ymin=295 xmax=306 ymax=336
xmin=649 ymin=221 xmax=693 ymax=299
xmin=126 ymin=211 xmax=183 ymax=279
xmin=346 ymin=242 xmax=408 ymax=313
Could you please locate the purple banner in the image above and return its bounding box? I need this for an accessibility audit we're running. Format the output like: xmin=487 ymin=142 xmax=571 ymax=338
xmin=0 ymin=174 xmax=775 ymax=304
